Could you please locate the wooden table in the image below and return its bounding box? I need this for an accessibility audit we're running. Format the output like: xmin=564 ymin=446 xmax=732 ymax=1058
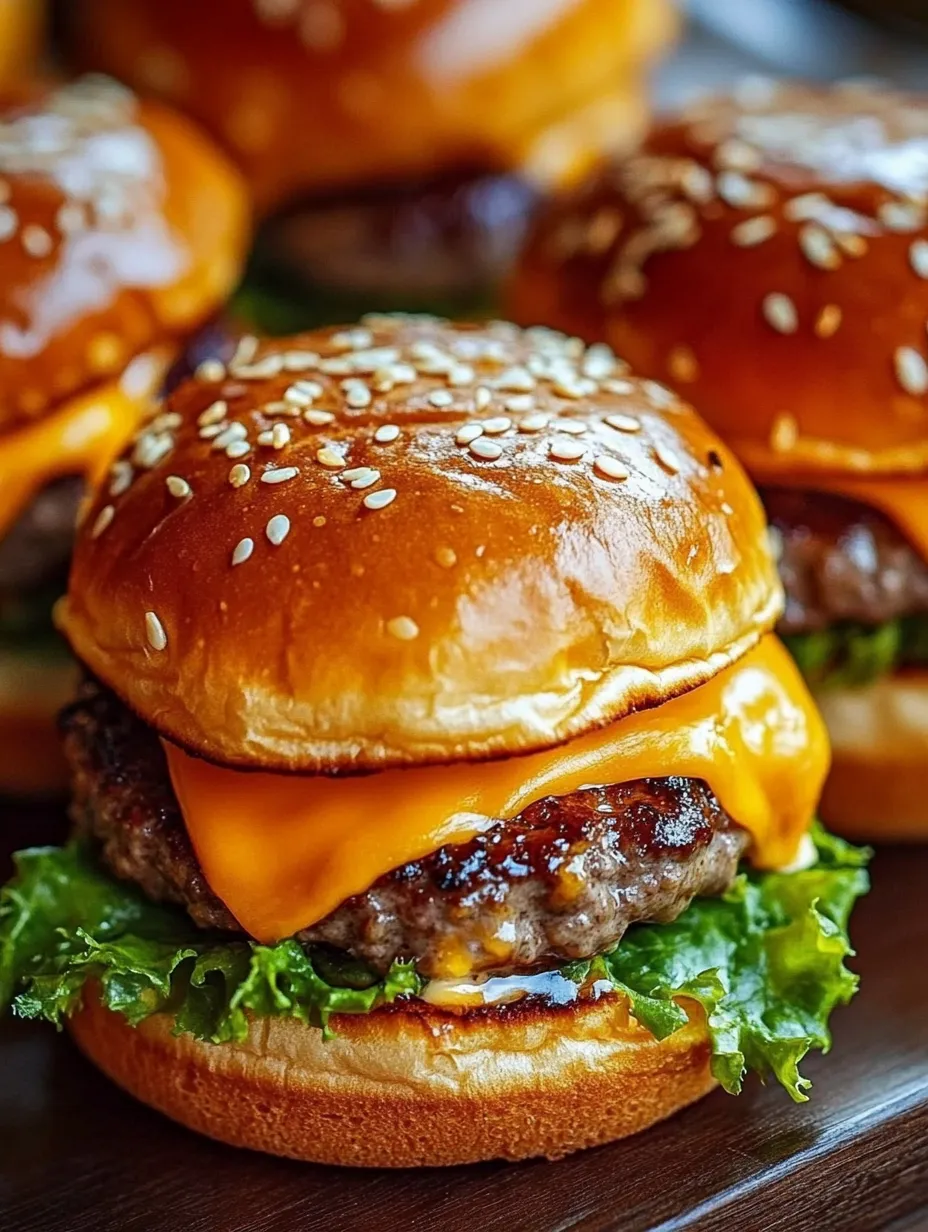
xmin=1 ymin=806 xmax=926 ymax=1232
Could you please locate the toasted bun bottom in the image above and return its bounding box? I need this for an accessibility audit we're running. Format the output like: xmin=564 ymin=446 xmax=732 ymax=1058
xmin=816 ymin=671 xmax=928 ymax=840
xmin=68 ymin=989 xmax=716 ymax=1166
xmin=0 ymin=653 xmax=77 ymax=797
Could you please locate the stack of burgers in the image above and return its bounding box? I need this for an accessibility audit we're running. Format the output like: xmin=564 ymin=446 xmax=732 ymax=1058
xmin=0 ymin=7 xmax=881 ymax=1171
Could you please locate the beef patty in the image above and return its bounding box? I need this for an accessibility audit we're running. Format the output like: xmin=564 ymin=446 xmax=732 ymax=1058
xmin=765 ymin=487 xmax=928 ymax=636
xmin=0 ymin=476 xmax=83 ymax=596
xmin=62 ymin=677 xmax=750 ymax=981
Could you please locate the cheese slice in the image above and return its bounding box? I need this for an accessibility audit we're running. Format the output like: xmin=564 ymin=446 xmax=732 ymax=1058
xmin=801 ymin=475 xmax=928 ymax=566
xmin=0 ymin=350 xmax=169 ymax=538
xmin=164 ymin=635 xmax=828 ymax=944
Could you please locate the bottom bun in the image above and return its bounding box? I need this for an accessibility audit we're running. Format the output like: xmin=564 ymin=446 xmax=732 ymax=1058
xmin=68 ymin=987 xmax=716 ymax=1166
xmin=816 ymin=670 xmax=928 ymax=840
xmin=0 ymin=652 xmax=77 ymax=797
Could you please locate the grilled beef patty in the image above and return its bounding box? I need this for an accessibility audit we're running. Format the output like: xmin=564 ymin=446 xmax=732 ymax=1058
xmin=62 ymin=677 xmax=750 ymax=980
xmin=765 ymin=487 xmax=928 ymax=636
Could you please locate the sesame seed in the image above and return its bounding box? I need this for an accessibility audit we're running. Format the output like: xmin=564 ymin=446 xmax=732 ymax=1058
xmin=783 ymin=192 xmax=829 ymax=222
xmin=799 ymin=223 xmax=840 ymax=270
xmin=879 ymin=201 xmax=924 ymax=233
xmin=835 ymin=232 xmax=868 ymax=258
xmin=386 ymin=615 xmax=419 ymax=641
xmin=428 ymin=389 xmax=454 ymax=408
xmin=317 ymin=446 xmax=346 ymax=469
xmin=814 ymin=304 xmax=843 ymax=339
xmin=504 ymin=394 xmax=534 ymax=414
xmin=22 ymin=224 xmax=52 ymax=257
xmin=643 ymin=381 xmax=676 ymax=408
xmin=363 ymin=488 xmax=397 ymax=510
xmin=714 ymin=137 xmax=762 ymax=172
xmin=231 ymin=537 xmax=254 ymax=566
xmin=213 ymin=422 xmax=248 ymax=451
xmin=435 ymin=546 xmax=457 ymax=568
xmin=895 ymin=346 xmax=928 ymax=396
xmin=304 ymin=409 xmax=335 ymax=426
xmin=145 ymin=611 xmax=167 ymax=652
xmin=374 ymin=423 xmax=400 ymax=443
xmin=132 ymin=432 xmax=173 ymax=469
xmin=910 ymin=241 xmax=928 ymax=280
xmin=604 ymin=413 xmax=641 ymax=433
xmin=165 ymin=475 xmax=191 ymax=499
xmin=653 ymin=445 xmax=680 ymax=475
xmin=109 ymin=460 xmax=133 ymax=496
xmin=282 ymin=350 xmax=320 ymax=372
xmin=731 ymin=215 xmax=777 ymax=247
xmin=549 ymin=438 xmax=586 ymax=462
xmin=554 ymin=419 xmax=587 ymax=436
xmin=474 ymin=387 xmax=492 ymax=411
xmin=195 ymin=359 xmax=226 ymax=382
xmin=0 ymin=205 xmax=16 ymax=242
xmin=56 ymin=201 xmax=86 ymax=235
xmin=469 ymin=437 xmax=503 ymax=461
xmin=198 ymin=399 xmax=228 ymax=427
xmin=230 ymin=335 xmax=259 ymax=366
xmin=456 ymin=423 xmax=483 ymax=445
xmin=669 ymin=345 xmax=699 ymax=383
xmin=225 ymin=440 xmax=251 ymax=460
xmin=261 ymin=466 xmax=299 ymax=485
xmin=349 ymin=468 xmax=381 ymax=490
xmin=448 ymin=364 xmax=475 ymax=386
xmin=271 ymin=423 xmax=290 ymax=449
xmin=228 ymin=464 xmax=251 ymax=487
xmin=717 ymin=171 xmax=774 ymax=210
xmin=265 ymin=514 xmax=291 ymax=546
xmin=594 ymin=455 xmax=629 ymax=481
xmin=482 ymin=417 xmax=512 ymax=435
xmin=770 ymin=413 xmax=799 ymax=453
xmin=494 ymin=366 xmax=535 ymax=393
xmin=518 ymin=414 xmax=548 ymax=433
xmin=721 ymin=502 xmax=734 ymax=517
xmin=762 ymin=292 xmax=799 ymax=335
xmin=581 ymin=344 xmax=618 ymax=380
xmin=199 ymin=422 xmax=226 ymax=440
xmin=91 ymin=504 xmax=114 ymax=538
xmin=233 ymin=355 xmax=284 ymax=380
xmin=343 ymin=380 xmax=372 ymax=408
xmin=603 ymin=379 xmax=634 ymax=396
xmin=552 ymin=375 xmax=596 ymax=400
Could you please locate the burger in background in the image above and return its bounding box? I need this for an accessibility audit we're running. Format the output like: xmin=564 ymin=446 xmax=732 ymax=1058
xmin=0 ymin=317 xmax=866 ymax=1164
xmin=0 ymin=0 xmax=46 ymax=88
xmin=509 ymin=79 xmax=928 ymax=840
xmin=0 ymin=75 xmax=249 ymax=796
xmin=62 ymin=0 xmax=676 ymax=326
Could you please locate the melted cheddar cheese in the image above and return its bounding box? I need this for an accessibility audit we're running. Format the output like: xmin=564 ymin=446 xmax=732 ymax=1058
xmin=164 ymin=636 xmax=828 ymax=944
xmin=0 ymin=350 xmax=168 ymax=538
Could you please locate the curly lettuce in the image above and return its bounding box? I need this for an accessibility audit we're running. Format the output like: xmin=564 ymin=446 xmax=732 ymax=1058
xmin=783 ymin=615 xmax=928 ymax=688
xmin=0 ymin=828 xmax=868 ymax=1100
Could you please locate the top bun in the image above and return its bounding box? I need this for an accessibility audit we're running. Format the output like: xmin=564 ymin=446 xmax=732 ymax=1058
xmin=60 ymin=317 xmax=782 ymax=773
xmin=66 ymin=0 xmax=676 ymax=212
xmin=509 ymin=80 xmax=928 ymax=478
xmin=0 ymin=76 xmax=249 ymax=433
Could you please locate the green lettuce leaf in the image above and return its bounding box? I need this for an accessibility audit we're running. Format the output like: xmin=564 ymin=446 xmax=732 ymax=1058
xmin=0 ymin=828 xmax=868 ymax=1100
xmin=783 ymin=615 xmax=928 ymax=688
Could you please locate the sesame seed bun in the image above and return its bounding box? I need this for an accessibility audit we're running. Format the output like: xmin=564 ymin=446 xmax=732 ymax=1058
xmin=0 ymin=76 xmax=250 ymax=434
xmin=65 ymin=0 xmax=676 ymax=213
xmin=58 ymin=317 xmax=782 ymax=773
xmin=68 ymin=984 xmax=715 ymax=1167
xmin=508 ymin=80 xmax=928 ymax=479
xmin=816 ymin=671 xmax=928 ymax=841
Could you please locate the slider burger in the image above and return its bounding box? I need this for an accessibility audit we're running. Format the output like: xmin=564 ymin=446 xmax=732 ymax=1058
xmin=63 ymin=0 xmax=675 ymax=322
xmin=509 ymin=81 xmax=928 ymax=841
xmin=0 ymin=319 xmax=867 ymax=1165
xmin=0 ymin=75 xmax=249 ymax=795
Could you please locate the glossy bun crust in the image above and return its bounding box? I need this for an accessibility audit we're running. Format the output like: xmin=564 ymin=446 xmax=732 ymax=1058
xmin=69 ymin=988 xmax=715 ymax=1166
xmin=0 ymin=77 xmax=249 ymax=433
xmin=509 ymin=81 xmax=928 ymax=478
xmin=67 ymin=0 xmax=676 ymax=212
xmin=60 ymin=318 xmax=782 ymax=773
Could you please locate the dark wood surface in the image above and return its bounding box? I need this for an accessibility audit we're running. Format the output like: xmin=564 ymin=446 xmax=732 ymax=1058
xmin=0 ymin=806 xmax=926 ymax=1232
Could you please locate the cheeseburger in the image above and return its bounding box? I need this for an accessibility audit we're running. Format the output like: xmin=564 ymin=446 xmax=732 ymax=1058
xmin=510 ymin=80 xmax=928 ymax=841
xmin=0 ymin=75 xmax=248 ymax=795
xmin=64 ymin=0 xmax=675 ymax=322
xmin=0 ymin=319 xmax=866 ymax=1165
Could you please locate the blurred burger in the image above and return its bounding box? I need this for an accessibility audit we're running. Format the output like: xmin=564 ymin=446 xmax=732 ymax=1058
xmin=63 ymin=0 xmax=675 ymax=323
xmin=0 ymin=0 xmax=45 ymax=88
xmin=0 ymin=317 xmax=866 ymax=1164
xmin=0 ymin=75 xmax=249 ymax=794
xmin=509 ymin=80 xmax=928 ymax=841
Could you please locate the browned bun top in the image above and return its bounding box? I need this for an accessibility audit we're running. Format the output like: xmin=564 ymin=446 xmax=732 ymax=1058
xmin=60 ymin=317 xmax=782 ymax=773
xmin=509 ymin=80 xmax=928 ymax=478
xmin=67 ymin=0 xmax=676 ymax=213
xmin=0 ymin=76 xmax=250 ymax=433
